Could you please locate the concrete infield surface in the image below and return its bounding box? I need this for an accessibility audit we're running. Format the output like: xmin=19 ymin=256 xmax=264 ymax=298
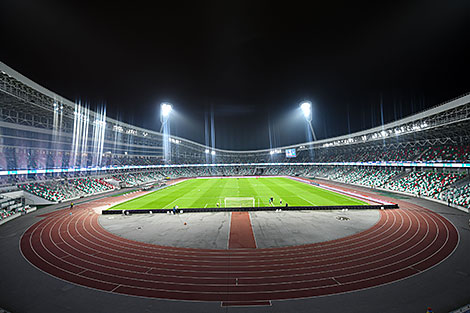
xmin=99 ymin=209 xmax=380 ymax=249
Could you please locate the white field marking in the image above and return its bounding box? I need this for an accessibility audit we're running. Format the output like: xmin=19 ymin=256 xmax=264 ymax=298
xmin=110 ymin=284 xmax=121 ymax=292
xmin=30 ymin=211 xmax=122 ymax=291
xmin=408 ymin=266 xmax=421 ymax=273
xmin=204 ymin=203 xmax=208 ymax=208
xmin=292 ymin=177 xmax=394 ymax=205
xmin=162 ymin=198 xmax=181 ymax=210
xmin=78 ymin=268 xmax=88 ymax=275
xmin=296 ymin=194 xmax=316 ymax=206
xmin=332 ymin=277 xmax=342 ymax=285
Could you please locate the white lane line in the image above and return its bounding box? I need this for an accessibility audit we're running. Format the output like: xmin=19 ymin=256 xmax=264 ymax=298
xmin=40 ymin=203 xmax=440 ymax=280
xmin=110 ymin=284 xmax=121 ymax=292
xmin=80 ymin=208 xmax=418 ymax=279
xmin=408 ymin=266 xmax=421 ymax=273
xmin=332 ymin=277 xmax=342 ymax=285
xmin=28 ymin=205 xmax=452 ymax=295
xmin=81 ymin=208 xmax=398 ymax=270
xmin=78 ymin=268 xmax=88 ymax=275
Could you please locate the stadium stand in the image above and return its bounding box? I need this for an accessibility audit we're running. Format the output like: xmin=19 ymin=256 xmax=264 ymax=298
xmin=418 ymin=145 xmax=470 ymax=162
xmin=1 ymin=61 xmax=470 ymax=215
xmin=71 ymin=178 xmax=114 ymax=194
xmin=383 ymin=171 xmax=465 ymax=198
xmin=0 ymin=193 xmax=25 ymax=223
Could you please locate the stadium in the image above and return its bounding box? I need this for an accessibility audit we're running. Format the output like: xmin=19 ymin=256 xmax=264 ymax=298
xmin=1 ymin=2 xmax=470 ymax=313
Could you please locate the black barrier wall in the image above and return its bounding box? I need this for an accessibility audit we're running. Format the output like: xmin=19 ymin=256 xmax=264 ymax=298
xmin=102 ymin=204 xmax=399 ymax=215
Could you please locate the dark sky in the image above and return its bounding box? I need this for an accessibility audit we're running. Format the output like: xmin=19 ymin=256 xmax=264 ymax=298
xmin=1 ymin=0 xmax=469 ymax=150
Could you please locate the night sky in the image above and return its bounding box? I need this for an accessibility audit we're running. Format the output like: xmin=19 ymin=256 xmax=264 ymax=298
xmin=1 ymin=0 xmax=469 ymax=150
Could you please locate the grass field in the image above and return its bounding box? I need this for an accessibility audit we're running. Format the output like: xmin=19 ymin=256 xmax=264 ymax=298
xmin=108 ymin=177 xmax=367 ymax=210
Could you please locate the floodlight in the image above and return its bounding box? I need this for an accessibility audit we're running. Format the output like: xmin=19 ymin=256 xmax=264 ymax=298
xmin=211 ymin=150 xmax=216 ymax=155
xmin=300 ymin=101 xmax=311 ymax=119
xmin=205 ymin=149 xmax=210 ymax=154
xmin=299 ymin=100 xmax=316 ymax=141
xmin=161 ymin=103 xmax=172 ymax=117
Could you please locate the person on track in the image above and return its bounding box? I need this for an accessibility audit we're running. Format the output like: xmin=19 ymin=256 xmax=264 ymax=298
xmin=70 ymin=202 xmax=74 ymax=210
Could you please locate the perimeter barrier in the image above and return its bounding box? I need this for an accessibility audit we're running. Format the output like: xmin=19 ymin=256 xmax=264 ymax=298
xmin=102 ymin=203 xmax=399 ymax=215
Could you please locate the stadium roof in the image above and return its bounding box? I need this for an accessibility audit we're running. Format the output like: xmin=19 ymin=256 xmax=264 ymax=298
xmin=1 ymin=60 xmax=469 ymax=156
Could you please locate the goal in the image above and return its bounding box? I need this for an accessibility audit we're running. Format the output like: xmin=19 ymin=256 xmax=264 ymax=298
xmin=224 ymin=197 xmax=256 ymax=208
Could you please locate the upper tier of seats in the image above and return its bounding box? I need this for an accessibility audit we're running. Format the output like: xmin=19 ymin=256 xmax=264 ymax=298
xmin=2 ymin=143 xmax=470 ymax=171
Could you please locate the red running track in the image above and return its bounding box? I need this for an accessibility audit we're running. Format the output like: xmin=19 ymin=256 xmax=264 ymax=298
xmin=20 ymin=199 xmax=458 ymax=305
xmin=228 ymin=212 xmax=257 ymax=249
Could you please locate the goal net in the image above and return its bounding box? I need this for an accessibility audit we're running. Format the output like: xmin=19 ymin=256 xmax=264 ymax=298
xmin=224 ymin=197 xmax=256 ymax=208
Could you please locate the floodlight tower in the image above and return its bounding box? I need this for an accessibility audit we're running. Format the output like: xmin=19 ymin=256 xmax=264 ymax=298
xmin=160 ymin=102 xmax=173 ymax=163
xmin=300 ymin=101 xmax=317 ymax=141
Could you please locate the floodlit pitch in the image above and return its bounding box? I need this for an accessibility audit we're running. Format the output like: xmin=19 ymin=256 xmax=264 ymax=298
xmin=108 ymin=177 xmax=367 ymax=210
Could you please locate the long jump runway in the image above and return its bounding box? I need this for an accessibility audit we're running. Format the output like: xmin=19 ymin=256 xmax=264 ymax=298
xmin=20 ymin=198 xmax=458 ymax=306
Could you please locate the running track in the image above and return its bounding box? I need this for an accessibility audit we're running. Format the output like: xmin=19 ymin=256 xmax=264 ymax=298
xmin=20 ymin=193 xmax=458 ymax=306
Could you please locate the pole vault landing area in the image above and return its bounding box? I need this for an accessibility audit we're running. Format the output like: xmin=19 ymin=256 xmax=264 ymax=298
xmin=20 ymin=200 xmax=458 ymax=307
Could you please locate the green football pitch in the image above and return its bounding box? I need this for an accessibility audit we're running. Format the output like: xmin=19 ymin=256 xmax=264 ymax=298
xmin=108 ymin=177 xmax=367 ymax=210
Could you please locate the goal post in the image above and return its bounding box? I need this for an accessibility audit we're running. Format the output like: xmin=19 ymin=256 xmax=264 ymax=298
xmin=224 ymin=197 xmax=256 ymax=208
